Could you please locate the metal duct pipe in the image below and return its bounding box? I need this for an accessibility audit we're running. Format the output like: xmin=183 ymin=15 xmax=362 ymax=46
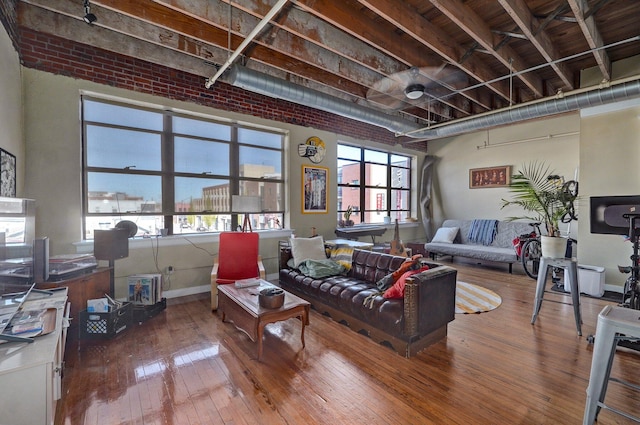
xmin=228 ymin=65 xmax=423 ymax=135
xmin=408 ymin=77 xmax=640 ymax=140
xmin=229 ymin=64 xmax=640 ymax=140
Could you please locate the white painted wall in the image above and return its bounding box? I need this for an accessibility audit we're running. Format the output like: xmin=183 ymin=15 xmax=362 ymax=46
xmin=0 ymin=25 xmax=23 ymax=196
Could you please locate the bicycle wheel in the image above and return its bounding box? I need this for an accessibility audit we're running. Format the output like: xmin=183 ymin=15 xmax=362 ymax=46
xmin=521 ymin=239 xmax=542 ymax=279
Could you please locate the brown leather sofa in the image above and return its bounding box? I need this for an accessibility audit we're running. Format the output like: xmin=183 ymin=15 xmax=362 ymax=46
xmin=279 ymin=246 xmax=457 ymax=357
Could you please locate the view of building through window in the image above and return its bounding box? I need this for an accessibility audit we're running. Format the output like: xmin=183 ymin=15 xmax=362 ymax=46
xmin=337 ymin=144 xmax=411 ymax=225
xmin=82 ymin=97 xmax=285 ymax=239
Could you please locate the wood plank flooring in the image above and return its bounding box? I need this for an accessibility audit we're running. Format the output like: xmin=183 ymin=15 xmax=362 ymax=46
xmin=56 ymin=260 xmax=640 ymax=424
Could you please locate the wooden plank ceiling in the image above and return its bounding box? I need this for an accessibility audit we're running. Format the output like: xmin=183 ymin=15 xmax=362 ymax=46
xmin=17 ymin=0 xmax=640 ymax=132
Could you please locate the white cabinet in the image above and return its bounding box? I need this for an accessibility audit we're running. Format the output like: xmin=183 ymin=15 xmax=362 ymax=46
xmin=0 ymin=288 xmax=69 ymax=425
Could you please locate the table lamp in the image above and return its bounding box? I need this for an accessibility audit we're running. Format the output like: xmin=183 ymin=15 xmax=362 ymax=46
xmin=232 ymin=195 xmax=262 ymax=232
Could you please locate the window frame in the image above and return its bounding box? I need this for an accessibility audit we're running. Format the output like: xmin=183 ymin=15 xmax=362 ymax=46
xmin=81 ymin=96 xmax=286 ymax=239
xmin=337 ymin=144 xmax=412 ymax=225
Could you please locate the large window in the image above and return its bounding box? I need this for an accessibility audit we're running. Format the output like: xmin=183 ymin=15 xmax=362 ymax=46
xmin=82 ymin=97 xmax=285 ymax=239
xmin=337 ymin=144 xmax=412 ymax=224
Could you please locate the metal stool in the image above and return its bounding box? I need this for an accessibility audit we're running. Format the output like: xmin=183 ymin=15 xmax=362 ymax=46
xmin=583 ymin=305 xmax=640 ymax=424
xmin=531 ymin=256 xmax=582 ymax=335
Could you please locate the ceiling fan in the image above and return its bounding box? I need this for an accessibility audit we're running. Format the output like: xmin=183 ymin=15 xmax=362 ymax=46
xmin=366 ymin=64 xmax=464 ymax=112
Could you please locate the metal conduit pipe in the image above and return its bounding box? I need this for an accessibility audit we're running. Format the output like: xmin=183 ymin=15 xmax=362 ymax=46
xmin=409 ymin=78 xmax=640 ymax=140
xmin=228 ymin=64 xmax=423 ymax=135
xmin=229 ymin=64 xmax=640 ymax=140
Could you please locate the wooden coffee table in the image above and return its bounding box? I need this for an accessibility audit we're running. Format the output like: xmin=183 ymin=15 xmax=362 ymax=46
xmin=217 ymin=280 xmax=310 ymax=360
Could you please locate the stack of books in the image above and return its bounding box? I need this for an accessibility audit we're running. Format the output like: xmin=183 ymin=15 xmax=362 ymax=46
xmin=127 ymin=274 xmax=162 ymax=306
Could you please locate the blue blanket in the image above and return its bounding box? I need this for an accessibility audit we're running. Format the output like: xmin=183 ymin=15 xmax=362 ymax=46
xmin=468 ymin=219 xmax=498 ymax=246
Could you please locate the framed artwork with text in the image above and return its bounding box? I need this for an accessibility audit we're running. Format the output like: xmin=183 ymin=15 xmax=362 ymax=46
xmin=469 ymin=165 xmax=511 ymax=189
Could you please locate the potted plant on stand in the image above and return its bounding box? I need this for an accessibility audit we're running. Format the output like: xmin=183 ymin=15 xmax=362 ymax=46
xmin=501 ymin=161 xmax=578 ymax=258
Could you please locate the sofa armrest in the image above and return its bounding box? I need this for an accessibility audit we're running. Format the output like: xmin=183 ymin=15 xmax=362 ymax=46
xmin=403 ymin=265 xmax=457 ymax=335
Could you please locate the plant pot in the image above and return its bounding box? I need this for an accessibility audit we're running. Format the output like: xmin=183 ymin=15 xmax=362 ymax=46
xmin=541 ymin=235 xmax=567 ymax=259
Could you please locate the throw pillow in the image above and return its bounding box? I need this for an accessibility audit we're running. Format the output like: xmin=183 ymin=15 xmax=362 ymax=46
xmin=375 ymin=254 xmax=423 ymax=291
xmin=383 ymin=265 xmax=430 ymax=299
xmin=290 ymin=236 xmax=326 ymax=268
xmin=431 ymin=226 xmax=459 ymax=244
xmin=329 ymin=245 xmax=355 ymax=272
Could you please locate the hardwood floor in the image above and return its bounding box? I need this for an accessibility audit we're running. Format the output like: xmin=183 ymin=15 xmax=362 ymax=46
xmin=56 ymin=260 xmax=640 ymax=424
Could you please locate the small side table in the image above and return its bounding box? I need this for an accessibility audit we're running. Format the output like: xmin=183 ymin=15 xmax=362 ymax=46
xmin=531 ymin=257 xmax=582 ymax=335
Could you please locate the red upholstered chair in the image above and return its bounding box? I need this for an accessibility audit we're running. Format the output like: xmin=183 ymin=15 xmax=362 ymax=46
xmin=210 ymin=231 xmax=265 ymax=310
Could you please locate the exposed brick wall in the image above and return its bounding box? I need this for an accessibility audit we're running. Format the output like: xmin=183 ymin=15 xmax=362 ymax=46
xmin=0 ymin=0 xmax=19 ymax=51
xmin=17 ymin=27 xmax=426 ymax=150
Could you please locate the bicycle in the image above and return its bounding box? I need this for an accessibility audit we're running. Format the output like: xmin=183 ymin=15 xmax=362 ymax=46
xmin=617 ymin=213 xmax=640 ymax=310
xmin=515 ymin=178 xmax=579 ymax=280
xmin=517 ymin=222 xmax=577 ymax=281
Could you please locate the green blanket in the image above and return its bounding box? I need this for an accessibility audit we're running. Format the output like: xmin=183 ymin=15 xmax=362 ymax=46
xmin=298 ymin=258 xmax=346 ymax=278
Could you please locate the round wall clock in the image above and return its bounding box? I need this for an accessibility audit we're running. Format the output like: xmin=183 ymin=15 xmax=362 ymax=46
xmin=298 ymin=136 xmax=326 ymax=163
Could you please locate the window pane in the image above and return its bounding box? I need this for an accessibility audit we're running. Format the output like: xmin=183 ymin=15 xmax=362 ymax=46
xmin=391 ymin=167 xmax=410 ymax=188
xmin=239 ymin=181 xmax=284 ymax=212
xmin=175 ymin=137 xmax=229 ymax=175
xmin=240 ymin=146 xmax=281 ymax=176
xmin=85 ymin=215 xmax=165 ymax=239
xmin=391 ymin=154 xmax=410 ymax=167
xmin=176 ymin=177 xmax=230 ymax=212
xmin=365 ymin=163 xmax=388 ymax=186
xmin=174 ymin=214 xmax=232 ymax=233
xmin=364 ymin=149 xmax=387 ymax=164
xmin=339 ymin=188 xmax=360 ymax=214
xmin=86 ymin=126 xmax=161 ymax=171
xmin=390 ymin=189 xmax=410 ymax=211
xmin=337 ymin=160 xmax=359 ymax=184
xmin=84 ymin=99 xmax=162 ymax=131
xmin=337 ymin=144 xmax=361 ymax=160
xmin=238 ymin=128 xmax=282 ymax=149
xmin=87 ymin=173 xmax=162 ymax=213
xmin=173 ymin=116 xmax=231 ymax=141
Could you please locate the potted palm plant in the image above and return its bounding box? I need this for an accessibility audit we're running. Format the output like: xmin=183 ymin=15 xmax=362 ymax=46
xmin=501 ymin=161 xmax=578 ymax=258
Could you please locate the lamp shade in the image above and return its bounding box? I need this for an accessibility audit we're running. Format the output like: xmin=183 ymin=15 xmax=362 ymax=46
xmin=232 ymin=195 xmax=262 ymax=213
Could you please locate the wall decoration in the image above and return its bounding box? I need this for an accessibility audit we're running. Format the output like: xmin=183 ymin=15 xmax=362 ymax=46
xmin=469 ymin=165 xmax=511 ymax=189
xmin=302 ymin=165 xmax=328 ymax=214
xmin=0 ymin=149 xmax=16 ymax=197
xmin=298 ymin=136 xmax=326 ymax=163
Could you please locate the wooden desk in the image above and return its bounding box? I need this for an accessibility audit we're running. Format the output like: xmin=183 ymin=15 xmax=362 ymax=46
xmin=218 ymin=281 xmax=310 ymax=360
xmin=334 ymin=225 xmax=387 ymax=243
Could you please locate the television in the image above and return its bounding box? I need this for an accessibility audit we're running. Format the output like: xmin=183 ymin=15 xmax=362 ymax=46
xmin=590 ymin=195 xmax=640 ymax=235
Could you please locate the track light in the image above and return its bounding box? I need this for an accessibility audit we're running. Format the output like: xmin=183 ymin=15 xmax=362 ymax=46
xmin=83 ymin=0 xmax=97 ymax=25
xmin=404 ymin=83 xmax=424 ymax=100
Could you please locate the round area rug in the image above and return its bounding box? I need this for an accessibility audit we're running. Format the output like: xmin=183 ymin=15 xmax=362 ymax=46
xmin=455 ymin=281 xmax=502 ymax=314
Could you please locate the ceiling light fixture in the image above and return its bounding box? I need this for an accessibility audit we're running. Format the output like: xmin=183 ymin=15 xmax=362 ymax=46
xmin=404 ymin=84 xmax=424 ymax=100
xmin=83 ymin=0 xmax=97 ymax=25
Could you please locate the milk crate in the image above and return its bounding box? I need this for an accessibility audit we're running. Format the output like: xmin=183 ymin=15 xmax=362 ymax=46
xmin=79 ymin=302 xmax=133 ymax=340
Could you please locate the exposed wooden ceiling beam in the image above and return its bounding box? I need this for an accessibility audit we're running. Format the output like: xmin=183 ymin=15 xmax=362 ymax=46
xmin=427 ymin=0 xmax=544 ymax=98
xmin=567 ymin=0 xmax=611 ymax=81
xmin=497 ymin=0 xmax=574 ymax=90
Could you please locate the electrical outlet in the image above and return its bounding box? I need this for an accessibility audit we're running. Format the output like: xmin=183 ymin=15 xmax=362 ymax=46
xmin=166 ymin=266 xmax=174 ymax=275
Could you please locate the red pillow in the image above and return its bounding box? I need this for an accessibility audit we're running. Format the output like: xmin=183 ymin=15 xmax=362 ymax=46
xmin=383 ymin=265 xmax=429 ymax=299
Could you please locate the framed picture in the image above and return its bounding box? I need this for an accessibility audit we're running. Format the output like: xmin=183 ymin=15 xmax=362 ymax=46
xmin=469 ymin=165 xmax=511 ymax=189
xmin=0 ymin=148 xmax=16 ymax=197
xmin=302 ymin=165 xmax=328 ymax=214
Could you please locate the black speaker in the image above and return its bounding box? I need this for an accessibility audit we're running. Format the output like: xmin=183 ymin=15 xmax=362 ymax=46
xmin=94 ymin=229 xmax=129 ymax=260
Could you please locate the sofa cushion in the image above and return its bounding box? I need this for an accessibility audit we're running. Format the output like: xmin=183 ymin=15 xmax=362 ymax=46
xmin=432 ymin=226 xmax=459 ymax=243
xmin=290 ymin=236 xmax=326 ymax=268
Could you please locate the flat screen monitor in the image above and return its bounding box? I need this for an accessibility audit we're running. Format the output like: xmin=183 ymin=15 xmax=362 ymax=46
xmin=590 ymin=195 xmax=640 ymax=235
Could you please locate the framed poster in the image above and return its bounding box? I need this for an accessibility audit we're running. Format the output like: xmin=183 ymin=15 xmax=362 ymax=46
xmin=302 ymin=165 xmax=328 ymax=214
xmin=469 ymin=165 xmax=511 ymax=189
xmin=0 ymin=148 xmax=16 ymax=197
